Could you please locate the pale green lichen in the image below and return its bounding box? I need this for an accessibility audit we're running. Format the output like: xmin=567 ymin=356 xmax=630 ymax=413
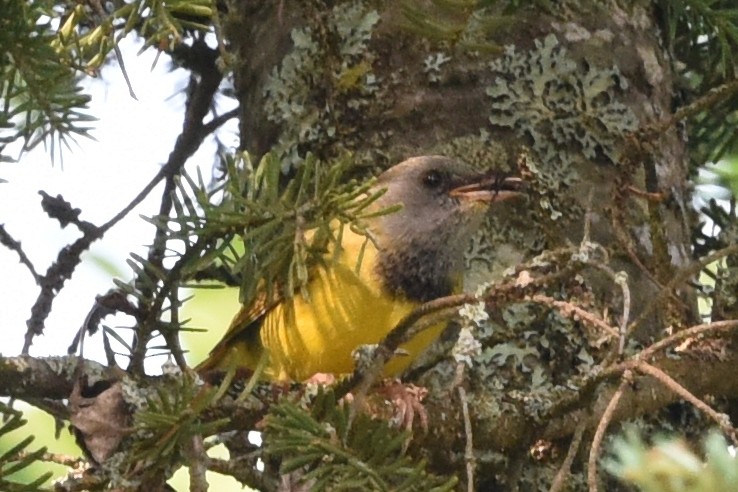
xmin=102 ymin=452 xmax=142 ymax=489
xmin=120 ymin=375 xmax=153 ymax=413
xmin=483 ymin=342 xmax=539 ymax=370
xmin=434 ymin=129 xmax=513 ymax=173
xmin=464 ymin=295 xmax=597 ymax=411
xmin=486 ymin=33 xmax=637 ymax=220
xmin=263 ymin=2 xmax=380 ymax=170
xmin=459 ymin=300 xmax=489 ymax=327
xmin=454 ymin=300 xmax=488 ymax=366
xmin=452 ymin=326 xmax=482 ymax=367
xmin=487 ymin=33 xmax=637 ymax=166
xmin=423 ymin=52 xmax=451 ymax=83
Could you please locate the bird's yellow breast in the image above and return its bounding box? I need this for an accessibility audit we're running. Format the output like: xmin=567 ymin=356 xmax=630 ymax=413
xmin=223 ymin=228 xmax=445 ymax=382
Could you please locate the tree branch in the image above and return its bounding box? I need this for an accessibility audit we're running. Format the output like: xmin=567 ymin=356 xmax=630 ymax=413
xmin=417 ymin=343 xmax=738 ymax=454
xmin=128 ymin=43 xmax=225 ymax=374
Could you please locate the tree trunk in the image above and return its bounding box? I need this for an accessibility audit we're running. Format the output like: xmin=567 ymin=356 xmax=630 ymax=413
xmin=224 ymin=1 xmax=698 ymax=488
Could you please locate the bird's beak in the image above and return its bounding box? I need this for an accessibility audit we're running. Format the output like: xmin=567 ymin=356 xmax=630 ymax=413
xmin=449 ymin=176 xmax=523 ymax=203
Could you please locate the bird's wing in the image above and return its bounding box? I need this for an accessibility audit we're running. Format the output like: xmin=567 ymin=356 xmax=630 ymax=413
xmin=195 ymin=288 xmax=282 ymax=372
xmin=196 ymin=224 xmax=364 ymax=374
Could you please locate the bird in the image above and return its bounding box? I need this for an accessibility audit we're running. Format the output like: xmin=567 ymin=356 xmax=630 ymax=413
xmin=197 ymin=156 xmax=521 ymax=382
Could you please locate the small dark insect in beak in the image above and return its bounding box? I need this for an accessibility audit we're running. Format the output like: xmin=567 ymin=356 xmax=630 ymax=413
xmin=450 ymin=175 xmax=523 ymax=203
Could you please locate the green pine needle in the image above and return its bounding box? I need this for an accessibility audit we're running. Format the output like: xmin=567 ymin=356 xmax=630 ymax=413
xmin=263 ymin=388 xmax=457 ymax=492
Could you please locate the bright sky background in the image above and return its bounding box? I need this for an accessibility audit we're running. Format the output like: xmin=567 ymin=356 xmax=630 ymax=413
xmin=1 ymin=36 xmax=237 ymax=370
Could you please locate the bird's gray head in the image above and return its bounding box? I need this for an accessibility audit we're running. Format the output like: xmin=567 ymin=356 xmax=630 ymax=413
xmin=370 ymin=155 xmax=520 ymax=301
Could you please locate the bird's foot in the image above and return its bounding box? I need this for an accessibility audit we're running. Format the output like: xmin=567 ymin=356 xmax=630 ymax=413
xmin=374 ymin=379 xmax=429 ymax=432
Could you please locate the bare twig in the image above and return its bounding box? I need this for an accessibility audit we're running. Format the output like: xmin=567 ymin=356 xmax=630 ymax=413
xmin=15 ymin=449 xmax=87 ymax=469
xmin=629 ymin=243 xmax=738 ymax=334
xmin=24 ymin=221 xmax=102 ymax=354
xmin=587 ymin=372 xmax=630 ymax=492
xmin=25 ymin=159 xmax=185 ymax=355
xmin=530 ymin=294 xmax=619 ymax=339
xmin=333 ymin=294 xmax=471 ymax=399
xmin=626 ymin=185 xmax=666 ymax=202
xmin=129 ymin=43 xmax=226 ymax=374
xmin=608 ymin=171 xmax=668 ymax=297
xmin=635 ymin=361 xmax=738 ymax=446
xmin=459 ymin=384 xmax=475 ymax=492
xmin=164 ymin=289 xmax=188 ymax=370
xmin=639 ymin=318 xmax=738 ymax=360
xmin=186 ymin=435 xmax=209 ymax=492
xmin=583 ymin=261 xmax=631 ymax=355
xmin=336 ymin=248 xmax=584 ymax=399
xmin=642 ymin=78 xmax=738 ymax=138
xmin=549 ymin=418 xmax=586 ymax=492
xmin=545 ymin=319 xmax=738 ymax=429
xmin=0 ymin=224 xmax=40 ymax=282
xmin=615 ymin=271 xmax=631 ymax=355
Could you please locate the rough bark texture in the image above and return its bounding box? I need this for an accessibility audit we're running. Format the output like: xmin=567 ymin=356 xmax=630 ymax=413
xmin=221 ymin=1 xmax=701 ymax=489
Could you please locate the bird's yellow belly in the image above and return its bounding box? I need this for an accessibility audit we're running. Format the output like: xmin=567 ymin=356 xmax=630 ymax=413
xmin=259 ymin=258 xmax=443 ymax=382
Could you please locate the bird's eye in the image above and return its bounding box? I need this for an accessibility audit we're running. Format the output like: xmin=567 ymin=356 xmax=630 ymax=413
xmin=423 ymin=169 xmax=444 ymax=189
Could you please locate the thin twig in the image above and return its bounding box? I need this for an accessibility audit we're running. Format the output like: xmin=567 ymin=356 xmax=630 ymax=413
xmin=202 ymin=108 xmax=239 ymax=135
xmin=639 ymin=318 xmax=738 ymax=360
xmin=129 ymin=44 xmax=225 ymax=374
xmin=186 ymin=435 xmax=209 ymax=492
xmin=549 ymin=418 xmax=586 ymax=492
xmin=335 ymin=295 xmax=472 ymax=399
xmin=24 ymin=165 xmax=175 ymax=355
xmin=629 ymin=243 xmax=738 ymax=334
xmin=336 ymin=248 xmax=583 ymax=398
xmin=459 ymin=384 xmax=475 ymax=492
xmin=15 ymin=449 xmax=87 ymax=468
xmin=0 ymin=224 xmax=40 ymax=282
xmin=642 ymin=78 xmax=738 ymax=138
xmin=608 ymin=172 xmax=668 ymax=299
xmin=546 ymin=319 xmax=738 ymax=425
xmin=165 ymin=288 xmax=188 ymax=370
xmin=587 ymin=372 xmax=630 ymax=492
xmin=626 ymin=185 xmax=665 ymax=202
xmin=24 ymin=225 xmax=102 ymax=353
xmin=615 ymin=271 xmax=630 ymax=355
xmin=98 ymin=168 xmax=169 ymax=234
xmin=530 ymin=294 xmax=619 ymax=339
xmin=635 ymin=361 xmax=738 ymax=446
xmin=583 ymin=261 xmax=631 ymax=355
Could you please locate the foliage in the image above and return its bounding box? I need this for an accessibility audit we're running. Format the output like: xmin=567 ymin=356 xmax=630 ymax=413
xmin=161 ymin=151 xmax=386 ymax=310
xmin=605 ymin=429 xmax=738 ymax=492
xmin=125 ymin=372 xmax=227 ymax=482
xmin=658 ymin=0 xmax=738 ymax=163
xmin=700 ymin=157 xmax=738 ymax=198
xmin=0 ymin=0 xmax=214 ymax=163
xmin=0 ymin=403 xmax=52 ymax=492
xmin=263 ymin=389 xmax=457 ymax=491
xmin=0 ymin=0 xmax=93 ymax=162
xmin=399 ymin=0 xmax=550 ymax=50
xmin=53 ymin=0 xmax=213 ymax=66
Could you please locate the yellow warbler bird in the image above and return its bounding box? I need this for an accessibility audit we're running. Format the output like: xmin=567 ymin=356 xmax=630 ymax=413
xmin=198 ymin=156 xmax=520 ymax=381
